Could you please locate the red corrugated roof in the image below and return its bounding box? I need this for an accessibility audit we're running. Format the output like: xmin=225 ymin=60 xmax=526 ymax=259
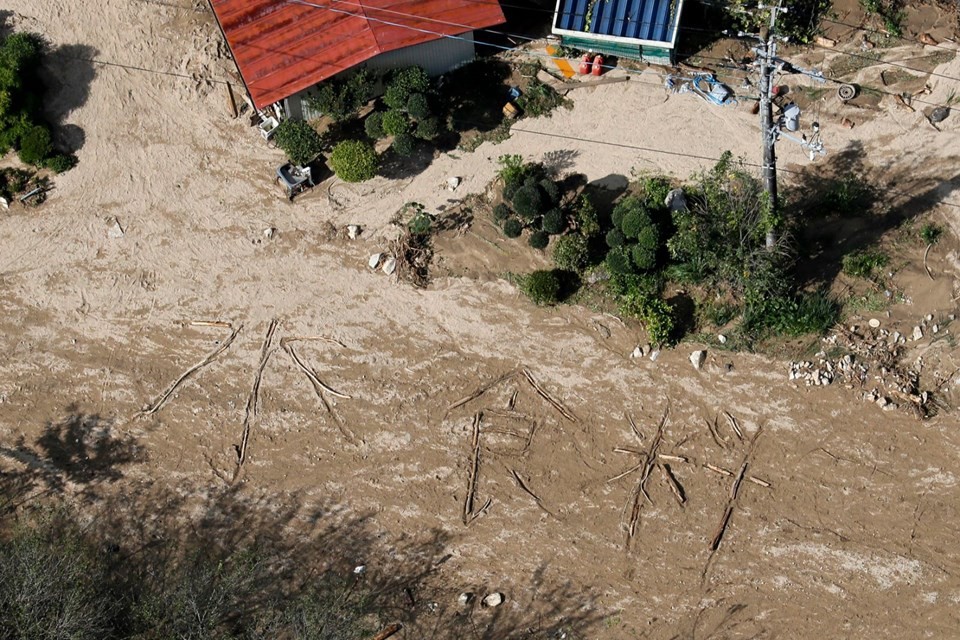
xmin=210 ymin=0 xmax=506 ymax=109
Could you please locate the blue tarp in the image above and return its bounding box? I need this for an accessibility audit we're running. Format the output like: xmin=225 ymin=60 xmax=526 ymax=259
xmin=554 ymin=0 xmax=678 ymax=44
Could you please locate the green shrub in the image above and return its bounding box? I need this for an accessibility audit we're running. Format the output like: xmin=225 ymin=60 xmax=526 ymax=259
xmin=17 ymin=124 xmax=51 ymax=166
xmin=273 ymin=119 xmax=324 ymax=165
xmin=391 ymin=133 xmax=416 ymax=156
xmin=630 ymin=241 xmax=656 ymax=271
xmin=406 ymin=93 xmax=431 ymax=119
xmin=575 ymin=194 xmax=600 ymax=237
xmin=528 ymin=230 xmax=550 ymax=250
xmin=43 ymin=153 xmax=76 ymax=173
xmin=605 ymin=247 xmax=633 ymax=274
xmin=640 ymin=176 xmax=672 ymax=210
xmin=364 ymin=112 xmax=384 ymax=139
xmin=521 ymin=269 xmax=562 ymax=305
xmin=384 ymin=66 xmax=430 ymax=110
xmin=409 ymin=211 xmax=433 ymax=235
xmin=382 ymin=109 xmax=410 ymax=136
xmin=615 ymin=196 xmax=648 ymax=237
xmin=414 ymin=116 xmax=440 ymax=140
xmin=542 ymin=208 xmax=566 ymax=234
xmin=305 ymin=70 xmax=374 ymax=122
xmin=502 ymin=217 xmax=523 ymax=238
xmin=539 ymin=178 xmax=560 ymax=205
xmin=823 ymin=174 xmax=875 ymax=215
xmin=920 ymin=222 xmax=943 ymax=245
xmin=497 ymin=154 xmax=526 ymax=190
xmin=493 ymin=203 xmax=511 ymax=221
xmin=699 ymin=299 xmax=739 ymax=327
xmin=605 ymin=228 xmax=626 ymax=248
xmin=329 ymin=139 xmax=378 ymax=182
xmin=516 ymin=79 xmax=567 ymax=117
xmin=841 ymin=249 xmax=889 ymax=279
xmin=512 ymin=185 xmax=543 ymax=220
xmin=552 ymin=234 xmax=589 ymax=272
xmin=619 ymin=292 xmax=675 ymax=345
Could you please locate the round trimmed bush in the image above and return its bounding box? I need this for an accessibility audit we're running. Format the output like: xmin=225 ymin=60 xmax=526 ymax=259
xmin=631 ymin=242 xmax=657 ymax=271
xmin=552 ymin=234 xmax=589 ymax=272
xmin=502 ymin=217 xmax=523 ymax=238
xmin=382 ymin=110 xmax=410 ymax=137
xmin=528 ymin=230 xmax=550 ymax=250
xmin=611 ymin=203 xmax=628 ymax=229
xmin=511 ymin=185 xmax=543 ymax=220
xmin=384 ymin=67 xmax=431 ymax=110
xmin=605 ymin=247 xmax=633 ymax=274
xmin=541 ymin=208 xmax=566 ymax=235
xmin=620 ymin=208 xmax=652 ymax=239
xmin=606 ymin=228 xmax=626 ymax=248
xmin=329 ymin=139 xmax=379 ymax=182
xmin=391 ymin=133 xmax=416 ymax=157
xmin=364 ymin=112 xmax=385 ymax=139
xmin=406 ymin=93 xmax=431 ymax=120
xmin=539 ymin=178 xmax=560 ymax=205
xmin=630 ymin=221 xmax=660 ymax=271
xmin=493 ymin=203 xmax=511 ymax=221
xmin=521 ymin=269 xmax=562 ymax=306
xmin=414 ymin=116 xmax=440 ymax=140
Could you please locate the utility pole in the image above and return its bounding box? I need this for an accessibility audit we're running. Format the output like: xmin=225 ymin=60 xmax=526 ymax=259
xmin=757 ymin=3 xmax=785 ymax=250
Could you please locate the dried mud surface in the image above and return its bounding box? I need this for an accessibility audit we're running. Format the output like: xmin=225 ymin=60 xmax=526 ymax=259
xmin=2 ymin=1 xmax=960 ymax=637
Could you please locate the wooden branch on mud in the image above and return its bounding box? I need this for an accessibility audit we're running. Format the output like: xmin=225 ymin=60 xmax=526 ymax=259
xmin=624 ymin=405 xmax=669 ymax=546
xmin=283 ymin=343 xmax=352 ymax=400
xmin=705 ymin=427 xmax=765 ymax=566
xmin=625 ymin=412 xmax=644 ymax=443
xmin=606 ymin=459 xmax=646 ymax=483
xmin=234 ymin=319 xmax=279 ymax=479
xmin=139 ymin=324 xmax=242 ymax=416
xmin=370 ymin=623 xmax=403 ymax=640
xmin=510 ymin=468 xmax=552 ymax=515
xmin=463 ymin=412 xmax=484 ymax=525
xmin=447 ymin=370 xmax=521 ymax=412
xmin=660 ymin=463 xmax=686 ymax=506
xmin=704 ymin=415 xmax=729 ymax=449
xmin=924 ymin=243 xmax=935 ymax=281
xmin=279 ymin=335 xmax=347 ymax=349
xmin=521 ymin=368 xmax=577 ymax=422
xmin=723 ymin=411 xmax=744 ymax=441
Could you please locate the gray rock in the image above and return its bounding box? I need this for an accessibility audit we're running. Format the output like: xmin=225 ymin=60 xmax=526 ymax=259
xmin=381 ymin=256 xmax=397 ymax=275
xmin=347 ymin=224 xmax=361 ymax=239
xmin=107 ymin=217 xmax=124 ymax=239
xmin=689 ymin=350 xmax=706 ymax=370
xmin=649 ymin=349 xmax=660 ymax=362
xmin=912 ymin=325 xmax=924 ymax=341
xmin=665 ymin=188 xmax=688 ymax=212
xmin=368 ymin=253 xmax=383 ymax=269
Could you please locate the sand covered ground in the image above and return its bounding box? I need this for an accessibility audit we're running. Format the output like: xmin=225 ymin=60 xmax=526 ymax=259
xmin=2 ymin=0 xmax=960 ymax=637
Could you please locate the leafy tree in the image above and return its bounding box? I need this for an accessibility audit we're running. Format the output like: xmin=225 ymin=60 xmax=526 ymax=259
xmin=329 ymin=140 xmax=378 ymax=182
xmin=605 ymin=246 xmax=632 ymax=274
xmin=631 ymin=223 xmax=659 ymax=270
xmin=273 ymin=119 xmax=324 ymax=165
xmin=552 ymin=234 xmax=589 ymax=272
xmin=306 ymin=70 xmax=374 ymax=122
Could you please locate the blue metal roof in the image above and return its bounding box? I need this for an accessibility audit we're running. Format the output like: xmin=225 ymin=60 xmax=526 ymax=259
xmin=553 ymin=0 xmax=680 ymax=45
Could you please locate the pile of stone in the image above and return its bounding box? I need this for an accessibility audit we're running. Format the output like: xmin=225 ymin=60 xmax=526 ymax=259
xmin=788 ymin=353 xmax=867 ymax=387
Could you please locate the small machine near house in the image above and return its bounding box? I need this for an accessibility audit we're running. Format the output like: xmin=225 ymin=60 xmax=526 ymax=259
xmin=276 ymin=163 xmax=314 ymax=201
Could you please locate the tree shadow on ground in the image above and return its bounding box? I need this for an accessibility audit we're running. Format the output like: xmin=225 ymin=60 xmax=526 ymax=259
xmin=41 ymin=43 xmax=99 ymax=154
xmin=440 ymin=59 xmax=514 ymax=138
xmin=787 ymin=140 xmax=960 ymax=289
xmin=673 ymin=0 xmax=734 ymax=65
xmin=0 ymin=405 xmax=143 ymax=512
xmin=378 ymin=143 xmax=437 ymax=180
xmin=0 ymin=409 xmax=607 ymax=638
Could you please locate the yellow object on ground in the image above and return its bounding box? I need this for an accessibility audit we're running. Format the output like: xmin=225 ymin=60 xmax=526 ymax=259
xmin=545 ymin=44 xmax=576 ymax=79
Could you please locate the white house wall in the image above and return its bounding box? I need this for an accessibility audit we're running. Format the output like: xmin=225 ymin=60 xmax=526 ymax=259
xmin=286 ymin=33 xmax=478 ymax=121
